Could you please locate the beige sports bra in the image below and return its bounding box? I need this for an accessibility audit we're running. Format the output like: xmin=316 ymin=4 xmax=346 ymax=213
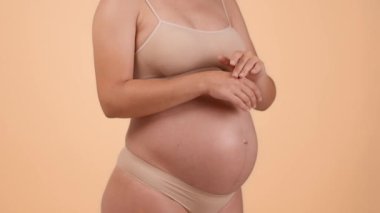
xmin=134 ymin=0 xmax=247 ymax=79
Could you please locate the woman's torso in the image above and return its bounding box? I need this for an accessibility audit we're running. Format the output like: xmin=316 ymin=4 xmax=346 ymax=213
xmin=125 ymin=0 xmax=258 ymax=195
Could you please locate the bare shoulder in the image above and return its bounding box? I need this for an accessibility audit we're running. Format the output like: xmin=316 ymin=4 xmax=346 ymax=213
xmin=222 ymin=0 xmax=240 ymax=15
xmin=92 ymin=0 xmax=142 ymax=28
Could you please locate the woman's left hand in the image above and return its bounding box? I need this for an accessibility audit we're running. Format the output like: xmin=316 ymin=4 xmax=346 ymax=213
xmin=218 ymin=50 xmax=266 ymax=79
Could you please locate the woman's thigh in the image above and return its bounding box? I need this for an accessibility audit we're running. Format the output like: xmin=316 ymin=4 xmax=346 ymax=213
xmin=101 ymin=166 xmax=188 ymax=213
xmin=219 ymin=188 xmax=244 ymax=213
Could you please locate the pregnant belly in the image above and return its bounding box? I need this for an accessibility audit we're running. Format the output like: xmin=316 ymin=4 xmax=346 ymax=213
xmin=125 ymin=95 xmax=258 ymax=194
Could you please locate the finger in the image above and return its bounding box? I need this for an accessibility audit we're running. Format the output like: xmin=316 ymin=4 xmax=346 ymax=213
xmin=239 ymin=58 xmax=257 ymax=78
xmin=231 ymin=54 xmax=244 ymax=77
xmin=241 ymin=78 xmax=263 ymax=102
xmin=232 ymin=54 xmax=250 ymax=78
xmin=217 ymin=55 xmax=235 ymax=72
xmin=229 ymin=51 xmax=244 ymax=66
xmin=233 ymin=87 xmax=251 ymax=109
xmin=217 ymin=55 xmax=230 ymax=65
xmin=250 ymin=61 xmax=262 ymax=75
xmin=218 ymin=56 xmax=235 ymax=72
xmin=238 ymin=80 xmax=257 ymax=108
xmin=229 ymin=93 xmax=249 ymax=111
xmin=248 ymin=81 xmax=263 ymax=103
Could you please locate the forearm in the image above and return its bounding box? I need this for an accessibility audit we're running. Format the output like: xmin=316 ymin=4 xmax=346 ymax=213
xmin=101 ymin=72 xmax=206 ymax=118
xmin=247 ymin=72 xmax=276 ymax=111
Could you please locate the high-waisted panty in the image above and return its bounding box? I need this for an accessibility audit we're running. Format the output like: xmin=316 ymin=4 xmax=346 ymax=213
xmin=115 ymin=146 xmax=236 ymax=213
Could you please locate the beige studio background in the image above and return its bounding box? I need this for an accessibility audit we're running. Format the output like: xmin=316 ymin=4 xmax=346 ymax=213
xmin=0 ymin=0 xmax=379 ymax=212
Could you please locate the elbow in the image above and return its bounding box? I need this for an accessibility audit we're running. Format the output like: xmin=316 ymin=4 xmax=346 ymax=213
xmin=102 ymin=103 xmax=132 ymax=118
xmin=104 ymin=108 xmax=118 ymax=118
xmin=100 ymin=99 xmax=138 ymax=118
xmin=256 ymin=99 xmax=274 ymax=111
xmin=260 ymin=93 xmax=276 ymax=111
xmin=96 ymin=80 xmax=135 ymax=118
xmin=257 ymin=81 xmax=277 ymax=111
xmin=97 ymin=83 xmax=132 ymax=118
xmin=100 ymin=99 xmax=119 ymax=118
xmin=98 ymin=95 xmax=129 ymax=118
xmin=255 ymin=103 xmax=271 ymax=111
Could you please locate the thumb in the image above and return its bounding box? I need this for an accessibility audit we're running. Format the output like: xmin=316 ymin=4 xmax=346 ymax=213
xmin=217 ymin=55 xmax=235 ymax=72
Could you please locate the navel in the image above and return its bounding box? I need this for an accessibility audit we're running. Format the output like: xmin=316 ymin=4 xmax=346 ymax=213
xmin=242 ymin=138 xmax=248 ymax=145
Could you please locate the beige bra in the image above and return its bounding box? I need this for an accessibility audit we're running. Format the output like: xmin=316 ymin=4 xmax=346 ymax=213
xmin=134 ymin=0 xmax=247 ymax=79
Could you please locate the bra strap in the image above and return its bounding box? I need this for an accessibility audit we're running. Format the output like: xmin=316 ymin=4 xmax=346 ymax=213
xmin=221 ymin=0 xmax=231 ymax=26
xmin=145 ymin=0 xmax=162 ymax=21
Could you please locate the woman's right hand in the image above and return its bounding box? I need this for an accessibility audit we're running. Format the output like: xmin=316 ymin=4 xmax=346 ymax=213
xmin=200 ymin=70 xmax=263 ymax=111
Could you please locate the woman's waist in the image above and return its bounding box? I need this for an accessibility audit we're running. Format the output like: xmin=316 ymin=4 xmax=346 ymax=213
xmin=128 ymin=97 xmax=255 ymax=134
xmin=126 ymin=97 xmax=257 ymax=152
xmin=126 ymin=115 xmax=255 ymax=147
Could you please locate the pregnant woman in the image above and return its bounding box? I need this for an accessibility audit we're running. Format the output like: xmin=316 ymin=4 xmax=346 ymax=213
xmin=92 ymin=0 xmax=276 ymax=212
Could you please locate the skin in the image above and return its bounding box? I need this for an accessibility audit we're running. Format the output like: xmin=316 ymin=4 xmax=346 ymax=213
xmin=92 ymin=0 xmax=276 ymax=212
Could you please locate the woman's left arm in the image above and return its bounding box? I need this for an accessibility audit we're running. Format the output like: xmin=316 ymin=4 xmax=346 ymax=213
xmin=219 ymin=0 xmax=276 ymax=111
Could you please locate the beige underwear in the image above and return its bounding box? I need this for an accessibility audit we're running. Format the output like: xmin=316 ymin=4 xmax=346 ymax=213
xmin=115 ymin=146 xmax=236 ymax=213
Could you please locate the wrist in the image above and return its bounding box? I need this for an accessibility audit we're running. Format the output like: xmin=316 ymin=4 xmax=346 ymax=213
xmin=194 ymin=72 xmax=210 ymax=96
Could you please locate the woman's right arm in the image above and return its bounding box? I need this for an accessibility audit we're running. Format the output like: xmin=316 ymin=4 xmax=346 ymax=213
xmin=92 ymin=0 xmax=258 ymax=118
